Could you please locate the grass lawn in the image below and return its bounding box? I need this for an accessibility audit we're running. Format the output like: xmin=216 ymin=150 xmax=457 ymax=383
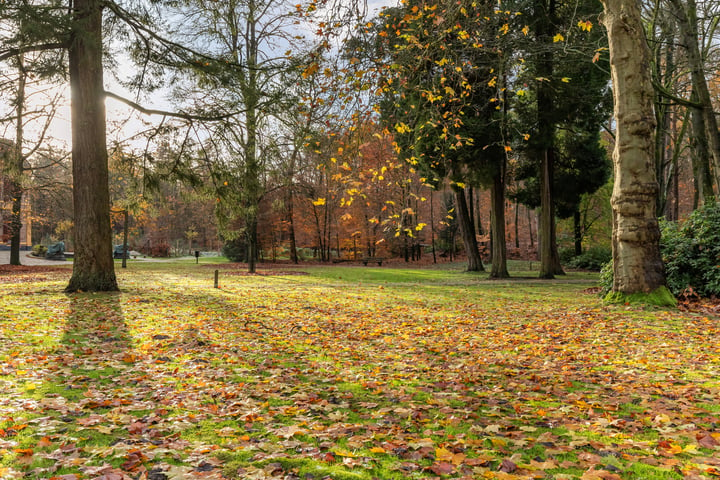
xmin=1 ymin=259 xmax=719 ymax=479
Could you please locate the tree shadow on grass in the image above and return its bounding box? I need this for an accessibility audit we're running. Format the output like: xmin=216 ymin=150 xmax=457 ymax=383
xmin=60 ymin=292 xmax=133 ymax=355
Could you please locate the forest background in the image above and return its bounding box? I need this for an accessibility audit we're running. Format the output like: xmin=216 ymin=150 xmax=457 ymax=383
xmin=0 ymin=0 xmax=716 ymax=284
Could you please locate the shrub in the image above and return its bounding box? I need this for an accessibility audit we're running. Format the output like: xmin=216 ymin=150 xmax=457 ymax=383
xmin=222 ymin=237 xmax=247 ymax=262
xmin=558 ymin=247 xmax=576 ymax=264
xmin=660 ymin=203 xmax=720 ymax=297
xmin=31 ymin=244 xmax=48 ymax=257
xmin=149 ymin=242 xmax=170 ymax=257
xmin=560 ymin=246 xmax=612 ymax=271
xmin=600 ymin=203 xmax=720 ymax=298
xmin=599 ymin=261 xmax=613 ymax=296
xmin=568 ymin=246 xmax=612 ymax=271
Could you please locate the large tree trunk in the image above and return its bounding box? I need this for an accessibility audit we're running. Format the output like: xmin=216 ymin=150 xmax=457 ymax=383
xmin=66 ymin=0 xmax=117 ymax=292
xmin=455 ymin=188 xmax=484 ymax=272
xmin=601 ymin=0 xmax=666 ymax=294
xmin=489 ymin=169 xmax=509 ymax=279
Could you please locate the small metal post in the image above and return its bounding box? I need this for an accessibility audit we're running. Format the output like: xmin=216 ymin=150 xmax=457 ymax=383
xmin=214 ymin=269 xmax=219 ymax=288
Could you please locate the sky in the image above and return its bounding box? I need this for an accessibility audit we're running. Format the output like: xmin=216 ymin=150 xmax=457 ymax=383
xmin=17 ymin=0 xmax=399 ymax=154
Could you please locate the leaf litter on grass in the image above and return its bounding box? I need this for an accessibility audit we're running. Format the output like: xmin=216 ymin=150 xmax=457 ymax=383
xmin=0 ymin=265 xmax=719 ymax=479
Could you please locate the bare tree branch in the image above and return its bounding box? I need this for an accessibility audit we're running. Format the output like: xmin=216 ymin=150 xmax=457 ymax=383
xmin=104 ymin=90 xmax=245 ymax=121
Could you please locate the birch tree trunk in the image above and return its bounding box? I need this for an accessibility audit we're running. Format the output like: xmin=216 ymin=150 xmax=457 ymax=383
xmin=66 ymin=0 xmax=118 ymax=292
xmin=601 ymin=0 xmax=667 ymax=297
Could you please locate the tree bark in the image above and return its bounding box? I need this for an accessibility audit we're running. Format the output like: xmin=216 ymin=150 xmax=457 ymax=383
xmin=430 ymin=189 xmax=437 ymax=264
xmin=66 ymin=0 xmax=118 ymax=292
xmin=8 ymin=55 xmax=26 ymax=266
xmin=286 ymin=189 xmax=298 ymax=264
xmin=243 ymin=0 xmax=260 ymax=274
xmin=668 ymin=0 xmax=720 ymax=196
xmin=538 ymin=150 xmax=564 ymax=277
xmin=690 ymin=91 xmax=715 ymax=206
xmin=573 ymin=209 xmax=582 ymax=256
xmin=121 ymin=209 xmax=129 ymax=269
xmin=535 ymin=0 xmax=564 ymax=278
xmin=455 ymin=188 xmax=484 ymax=272
xmin=601 ymin=0 xmax=666 ymax=294
xmin=489 ymin=169 xmax=509 ymax=278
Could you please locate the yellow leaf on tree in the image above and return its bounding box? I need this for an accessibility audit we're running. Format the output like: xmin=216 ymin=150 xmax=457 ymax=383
xmin=313 ymin=198 xmax=326 ymax=206
xmin=395 ymin=122 xmax=411 ymax=134
xmin=578 ymin=20 xmax=593 ymax=31
xmin=522 ymin=25 xmax=530 ymax=35
xmin=302 ymin=62 xmax=319 ymax=78
xmin=553 ymin=33 xmax=565 ymax=42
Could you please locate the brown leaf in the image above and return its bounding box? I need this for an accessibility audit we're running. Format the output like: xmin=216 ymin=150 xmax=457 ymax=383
xmin=498 ymin=458 xmax=517 ymax=473
xmin=127 ymin=421 xmax=148 ymax=434
xmin=429 ymin=461 xmax=455 ymax=476
xmin=36 ymin=436 xmax=53 ymax=448
xmin=698 ymin=432 xmax=720 ymax=449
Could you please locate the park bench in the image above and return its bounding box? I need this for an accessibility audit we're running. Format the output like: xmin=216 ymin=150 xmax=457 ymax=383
xmin=362 ymin=257 xmax=384 ymax=266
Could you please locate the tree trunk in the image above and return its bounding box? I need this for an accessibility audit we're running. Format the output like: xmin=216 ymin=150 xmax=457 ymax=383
xmin=601 ymin=0 xmax=666 ymax=294
xmin=535 ymin=0 xmax=564 ymax=279
xmin=244 ymin=0 xmax=260 ymax=274
xmin=9 ymin=185 xmax=23 ymax=266
xmin=430 ymin=189 xmax=437 ymax=263
xmin=9 ymin=55 xmax=26 ymax=266
xmin=66 ymin=0 xmax=118 ymax=292
xmin=668 ymin=0 xmax=720 ymax=196
xmin=287 ymin=189 xmax=298 ymax=264
xmin=539 ymin=150 xmax=564 ymax=277
xmin=573 ymin=209 xmax=582 ymax=256
xmin=455 ymin=188 xmax=484 ymax=272
xmin=489 ymin=169 xmax=509 ymax=279
xmin=121 ymin=209 xmax=129 ymax=269
xmin=653 ymin=17 xmax=675 ymax=217
xmin=514 ymin=200 xmax=520 ymax=249
xmin=690 ymin=91 xmax=715 ymax=206
xmin=527 ymin=207 xmax=534 ymax=248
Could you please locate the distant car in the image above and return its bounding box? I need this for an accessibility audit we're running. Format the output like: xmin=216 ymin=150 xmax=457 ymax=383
xmin=113 ymin=245 xmax=129 ymax=259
